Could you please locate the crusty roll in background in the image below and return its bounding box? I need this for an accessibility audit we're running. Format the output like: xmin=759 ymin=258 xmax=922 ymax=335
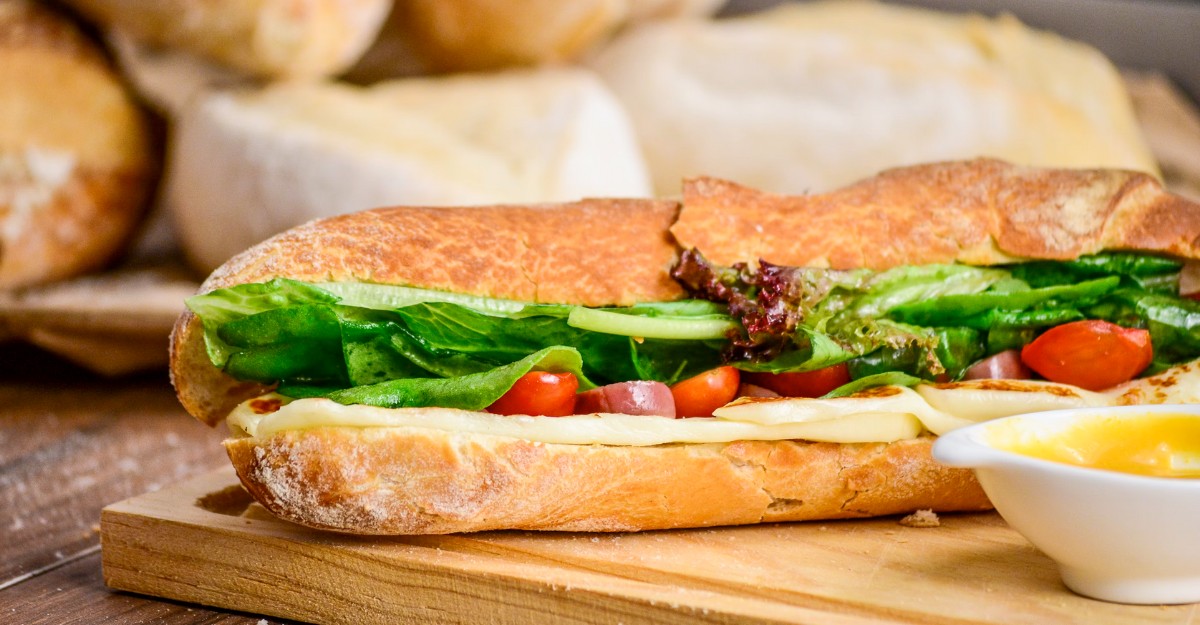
xmin=0 ymin=0 xmax=156 ymax=289
xmin=382 ymin=0 xmax=724 ymax=75
xmin=171 ymin=159 xmax=1200 ymax=534
xmin=59 ymin=0 xmax=392 ymax=79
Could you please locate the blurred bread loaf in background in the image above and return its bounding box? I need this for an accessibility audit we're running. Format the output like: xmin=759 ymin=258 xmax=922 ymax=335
xmin=0 ymin=0 xmax=155 ymax=289
xmin=10 ymin=0 xmax=1195 ymax=282
xmin=376 ymin=0 xmax=723 ymax=76
xmin=103 ymin=29 xmax=251 ymax=118
xmin=58 ymin=0 xmax=393 ymax=79
xmin=1124 ymin=70 xmax=1200 ymax=202
xmin=167 ymin=68 xmax=652 ymax=272
xmin=588 ymin=0 xmax=1159 ymax=195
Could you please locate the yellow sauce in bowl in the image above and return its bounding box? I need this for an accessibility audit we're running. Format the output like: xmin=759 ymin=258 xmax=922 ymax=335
xmin=988 ymin=414 xmax=1200 ymax=478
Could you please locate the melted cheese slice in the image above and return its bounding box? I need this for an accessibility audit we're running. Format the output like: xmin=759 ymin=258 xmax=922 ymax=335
xmin=714 ymin=384 xmax=1069 ymax=436
xmin=916 ymin=379 xmax=1109 ymax=423
xmin=226 ymin=362 xmax=1200 ymax=446
xmin=715 ymin=385 xmax=954 ymax=426
xmin=229 ymin=396 xmax=923 ymax=446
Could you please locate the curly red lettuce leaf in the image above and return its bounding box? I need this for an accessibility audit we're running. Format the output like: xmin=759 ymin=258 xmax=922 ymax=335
xmin=672 ymin=249 xmax=1006 ymax=377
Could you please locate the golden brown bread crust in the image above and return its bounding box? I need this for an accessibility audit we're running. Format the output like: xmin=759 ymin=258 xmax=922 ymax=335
xmin=672 ymin=159 xmax=1200 ymax=269
xmin=0 ymin=1 xmax=156 ymax=288
xmin=198 ymin=198 xmax=684 ymax=303
xmin=170 ymin=310 xmax=271 ymax=427
xmin=225 ymin=428 xmax=989 ymax=534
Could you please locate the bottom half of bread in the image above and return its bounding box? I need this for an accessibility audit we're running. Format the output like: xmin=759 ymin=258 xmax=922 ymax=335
xmin=224 ymin=427 xmax=992 ymax=535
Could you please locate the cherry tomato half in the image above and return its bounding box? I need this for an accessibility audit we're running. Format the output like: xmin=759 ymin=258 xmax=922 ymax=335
xmin=743 ymin=363 xmax=851 ymax=398
xmin=1020 ymin=320 xmax=1152 ymax=391
xmin=487 ymin=371 xmax=579 ymax=416
xmin=670 ymin=366 xmax=740 ymax=417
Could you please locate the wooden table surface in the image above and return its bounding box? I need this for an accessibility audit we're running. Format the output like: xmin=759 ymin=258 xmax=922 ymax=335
xmin=0 ymin=344 xmax=302 ymax=624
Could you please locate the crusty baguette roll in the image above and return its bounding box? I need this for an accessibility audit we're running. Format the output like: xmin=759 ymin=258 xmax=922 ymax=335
xmin=171 ymin=160 xmax=1200 ymax=534
xmin=59 ymin=0 xmax=391 ymax=79
xmin=0 ymin=0 xmax=155 ymax=288
xmin=588 ymin=0 xmax=1158 ymax=196
xmin=167 ymin=68 xmax=652 ymax=273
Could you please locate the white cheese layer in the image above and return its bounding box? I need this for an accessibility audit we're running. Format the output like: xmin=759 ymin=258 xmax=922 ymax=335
xmin=227 ymin=363 xmax=1200 ymax=446
xmin=915 ymin=380 xmax=1109 ymax=423
xmin=228 ymin=396 xmax=923 ymax=446
xmin=714 ymin=386 xmax=950 ymax=426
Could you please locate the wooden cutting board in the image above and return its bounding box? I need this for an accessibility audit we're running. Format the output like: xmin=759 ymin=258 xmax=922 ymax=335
xmin=99 ymin=467 xmax=1196 ymax=625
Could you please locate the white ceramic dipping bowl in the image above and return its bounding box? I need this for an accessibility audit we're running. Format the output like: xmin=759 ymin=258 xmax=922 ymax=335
xmin=932 ymin=404 xmax=1200 ymax=605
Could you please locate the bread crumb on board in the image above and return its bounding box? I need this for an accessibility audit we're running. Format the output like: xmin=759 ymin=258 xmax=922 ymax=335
xmin=899 ymin=509 xmax=941 ymax=528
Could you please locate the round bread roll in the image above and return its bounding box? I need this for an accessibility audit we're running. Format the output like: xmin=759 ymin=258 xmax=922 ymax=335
xmin=0 ymin=0 xmax=156 ymax=289
xmin=384 ymin=0 xmax=724 ymax=74
xmin=588 ymin=0 xmax=1159 ymax=196
xmin=58 ymin=0 xmax=392 ymax=79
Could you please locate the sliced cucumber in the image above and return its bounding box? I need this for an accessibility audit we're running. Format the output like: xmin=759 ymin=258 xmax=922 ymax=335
xmin=319 ymin=281 xmax=737 ymax=339
xmin=317 ymin=282 xmax=528 ymax=314
xmin=567 ymin=307 xmax=736 ymax=340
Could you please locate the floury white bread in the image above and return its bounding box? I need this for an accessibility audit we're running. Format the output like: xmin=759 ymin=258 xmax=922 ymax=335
xmin=588 ymin=0 xmax=1157 ymax=196
xmin=167 ymin=68 xmax=652 ymax=272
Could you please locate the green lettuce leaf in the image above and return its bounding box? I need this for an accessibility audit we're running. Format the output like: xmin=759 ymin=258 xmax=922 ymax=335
xmin=1008 ymin=252 xmax=1181 ymax=293
xmin=822 ymin=372 xmax=924 ymax=398
xmin=187 ymin=278 xmax=338 ymax=367
xmin=314 ymin=346 xmax=590 ymax=410
xmin=844 ymin=264 xmax=1009 ymax=318
xmin=1087 ymin=289 xmax=1200 ymax=365
xmin=189 ymin=279 xmax=726 ymax=400
xmin=888 ymin=276 xmax=1119 ymax=327
xmin=190 ymin=250 xmax=1200 ymax=409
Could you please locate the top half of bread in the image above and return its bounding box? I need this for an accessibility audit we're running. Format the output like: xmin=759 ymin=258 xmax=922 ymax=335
xmin=673 ymin=159 xmax=1200 ymax=269
xmin=171 ymin=159 xmax=1200 ymax=425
